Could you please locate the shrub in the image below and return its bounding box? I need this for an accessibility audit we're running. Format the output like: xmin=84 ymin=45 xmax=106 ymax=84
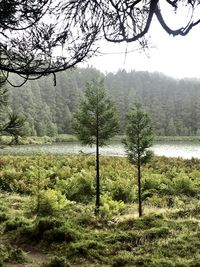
xmin=146 ymin=195 xmax=168 ymax=208
xmin=110 ymin=179 xmax=134 ymax=203
xmin=68 ymin=240 xmax=106 ymax=260
xmin=4 ymin=217 xmax=28 ymax=232
xmin=20 ymin=217 xmax=63 ymax=242
xmin=61 ymin=170 xmax=95 ymax=203
xmin=173 ymin=172 xmax=194 ymax=196
xmin=7 ymin=248 xmax=27 ymax=264
xmin=0 ymin=169 xmax=18 ymax=192
xmin=33 ymin=189 xmax=67 ymax=216
xmin=41 ymin=256 xmax=71 ymax=267
xmin=43 ymin=224 xmax=79 ymax=243
xmin=143 ymin=174 xmax=163 ymax=191
xmin=144 ymin=227 xmax=170 ymax=240
xmin=99 ymin=194 xmax=126 ymax=218
xmin=0 ymin=212 xmax=9 ymax=223
xmin=0 ymin=244 xmax=9 ymax=263
xmin=112 ymin=251 xmax=133 ymax=267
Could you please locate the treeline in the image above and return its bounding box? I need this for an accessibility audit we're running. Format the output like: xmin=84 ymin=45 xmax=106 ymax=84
xmin=8 ymin=68 xmax=200 ymax=136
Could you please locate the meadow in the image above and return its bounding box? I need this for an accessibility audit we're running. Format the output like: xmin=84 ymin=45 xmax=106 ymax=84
xmin=0 ymin=155 xmax=200 ymax=266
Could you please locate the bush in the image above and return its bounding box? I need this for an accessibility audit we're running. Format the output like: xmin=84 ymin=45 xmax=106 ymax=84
xmin=110 ymin=179 xmax=134 ymax=203
xmin=144 ymin=227 xmax=170 ymax=240
xmin=112 ymin=251 xmax=133 ymax=267
xmin=20 ymin=217 xmax=63 ymax=242
xmin=4 ymin=217 xmax=28 ymax=232
xmin=0 ymin=212 xmax=9 ymax=223
xmin=146 ymin=195 xmax=168 ymax=208
xmin=33 ymin=189 xmax=67 ymax=216
xmin=0 ymin=244 xmax=9 ymax=263
xmin=0 ymin=168 xmax=19 ymax=192
xmin=173 ymin=172 xmax=194 ymax=196
xmin=41 ymin=256 xmax=71 ymax=267
xmin=68 ymin=240 xmax=106 ymax=260
xmin=99 ymin=194 xmax=126 ymax=218
xmin=7 ymin=248 xmax=27 ymax=264
xmin=60 ymin=170 xmax=95 ymax=204
xmin=43 ymin=224 xmax=79 ymax=243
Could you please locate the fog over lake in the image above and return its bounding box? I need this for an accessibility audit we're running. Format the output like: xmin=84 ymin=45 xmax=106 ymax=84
xmin=0 ymin=141 xmax=200 ymax=159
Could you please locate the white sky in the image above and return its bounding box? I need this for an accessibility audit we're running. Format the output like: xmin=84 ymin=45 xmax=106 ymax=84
xmin=82 ymin=7 xmax=200 ymax=79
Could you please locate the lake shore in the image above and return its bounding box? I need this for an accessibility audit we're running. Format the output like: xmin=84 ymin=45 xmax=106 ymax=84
xmin=0 ymin=140 xmax=200 ymax=159
xmin=1 ymin=134 xmax=200 ymax=146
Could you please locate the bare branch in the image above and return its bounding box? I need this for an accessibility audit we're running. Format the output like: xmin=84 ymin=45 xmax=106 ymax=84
xmin=0 ymin=0 xmax=200 ymax=84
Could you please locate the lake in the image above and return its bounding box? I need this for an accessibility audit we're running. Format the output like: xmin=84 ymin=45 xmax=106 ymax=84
xmin=0 ymin=141 xmax=200 ymax=159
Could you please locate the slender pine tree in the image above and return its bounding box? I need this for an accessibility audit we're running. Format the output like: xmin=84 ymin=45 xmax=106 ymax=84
xmin=123 ymin=102 xmax=153 ymax=217
xmin=73 ymin=79 xmax=119 ymax=215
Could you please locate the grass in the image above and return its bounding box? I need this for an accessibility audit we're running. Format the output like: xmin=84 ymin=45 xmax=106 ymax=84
xmin=0 ymin=155 xmax=199 ymax=266
xmin=1 ymin=195 xmax=199 ymax=266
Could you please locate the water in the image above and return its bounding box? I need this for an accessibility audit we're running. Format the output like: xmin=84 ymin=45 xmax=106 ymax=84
xmin=0 ymin=141 xmax=200 ymax=159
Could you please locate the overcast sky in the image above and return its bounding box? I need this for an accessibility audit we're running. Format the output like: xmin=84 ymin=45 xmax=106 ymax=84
xmin=82 ymin=8 xmax=200 ymax=79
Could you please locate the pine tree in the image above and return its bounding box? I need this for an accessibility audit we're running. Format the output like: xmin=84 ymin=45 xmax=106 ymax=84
xmin=73 ymin=80 xmax=119 ymax=215
xmin=123 ymin=102 xmax=153 ymax=217
xmin=0 ymin=77 xmax=25 ymax=143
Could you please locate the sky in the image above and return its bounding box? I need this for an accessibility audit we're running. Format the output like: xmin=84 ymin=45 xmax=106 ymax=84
xmin=82 ymin=7 xmax=200 ymax=80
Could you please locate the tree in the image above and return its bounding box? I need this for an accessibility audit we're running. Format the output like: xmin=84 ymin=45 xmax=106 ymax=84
xmin=123 ymin=102 xmax=153 ymax=217
xmin=1 ymin=1 xmax=200 ymax=83
xmin=73 ymin=80 xmax=119 ymax=214
xmin=2 ymin=113 xmax=25 ymax=144
xmin=0 ymin=78 xmax=25 ymax=143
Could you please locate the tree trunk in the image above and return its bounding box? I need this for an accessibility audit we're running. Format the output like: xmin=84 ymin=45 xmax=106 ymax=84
xmin=95 ymin=134 xmax=100 ymax=215
xmin=137 ymin=157 xmax=142 ymax=217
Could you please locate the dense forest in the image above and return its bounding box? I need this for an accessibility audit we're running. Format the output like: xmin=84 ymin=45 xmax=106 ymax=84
xmin=8 ymin=68 xmax=200 ymax=136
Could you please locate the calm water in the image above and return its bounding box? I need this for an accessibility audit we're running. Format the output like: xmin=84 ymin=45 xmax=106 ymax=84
xmin=0 ymin=141 xmax=200 ymax=159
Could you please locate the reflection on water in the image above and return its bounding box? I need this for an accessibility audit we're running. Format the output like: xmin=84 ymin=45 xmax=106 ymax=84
xmin=0 ymin=141 xmax=199 ymax=159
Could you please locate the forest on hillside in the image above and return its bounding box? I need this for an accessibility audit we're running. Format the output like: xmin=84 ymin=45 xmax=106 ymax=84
xmin=8 ymin=68 xmax=200 ymax=137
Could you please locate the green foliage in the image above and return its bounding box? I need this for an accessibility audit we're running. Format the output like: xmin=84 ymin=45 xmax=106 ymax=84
xmin=21 ymin=217 xmax=63 ymax=242
xmin=2 ymin=113 xmax=25 ymax=143
xmin=123 ymin=102 xmax=153 ymax=216
xmin=0 ymin=79 xmax=26 ymax=141
xmin=123 ymin=102 xmax=153 ymax=164
xmin=41 ymin=256 xmax=71 ymax=267
xmin=109 ymin=178 xmax=134 ymax=203
xmin=43 ymin=225 xmax=79 ymax=244
xmin=4 ymin=216 xmax=29 ymax=232
xmin=32 ymin=189 xmax=67 ymax=216
xmin=73 ymin=79 xmax=119 ymax=146
xmin=0 ymin=158 xmax=200 ymax=267
xmin=0 ymin=155 xmax=199 ymax=207
xmin=0 ymin=241 xmax=28 ymax=264
xmin=173 ymin=172 xmax=194 ymax=196
xmin=99 ymin=194 xmax=126 ymax=218
xmin=0 ymin=152 xmax=199 ymax=267
xmin=7 ymin=68 xmax=200 ymax=137
xmin=73 ymin=79 xmax=119 ymax=214
xmin=57 ymin=170 xmax=95 ymax=203
xmin=6 ymin=248 xmax=27 ymax=264
xmin=112 ymin=251 xmax=133 ymax=267
xmin=0 ymin=212 xmax=9 ymax=223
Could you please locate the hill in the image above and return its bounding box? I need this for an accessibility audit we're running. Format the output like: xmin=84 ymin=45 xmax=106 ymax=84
xmin=8 ymin=68 xmax=200 ymax=136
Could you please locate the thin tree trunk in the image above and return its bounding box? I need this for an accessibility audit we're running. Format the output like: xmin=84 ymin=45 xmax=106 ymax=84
xmin=137 ymin=157 xmax=142 ymax=217
xmin=95 ymin=132 xmax=100 ymax=215
xmin=95 ymin=101 xmax=100 ymax=215
xmin=37 ymin=156 xmax=41 ymax=215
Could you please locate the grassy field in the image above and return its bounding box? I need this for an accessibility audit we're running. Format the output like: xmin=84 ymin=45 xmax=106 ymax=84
xmin=0 ymin=155 xmax=200 ymax=266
